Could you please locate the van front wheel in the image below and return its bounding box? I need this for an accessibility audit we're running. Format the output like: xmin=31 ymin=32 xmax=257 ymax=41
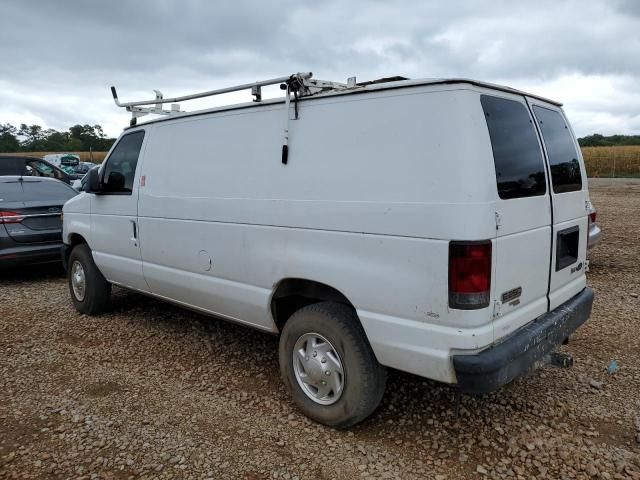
xmin=68 ymin=244 xmax=111 ymax=315
xmin=278 ymin=302 xmax=387 ymax=428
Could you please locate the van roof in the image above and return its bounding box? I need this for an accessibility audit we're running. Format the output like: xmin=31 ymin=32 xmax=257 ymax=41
xmin=124 ymin=77 xmax=562 ymax=132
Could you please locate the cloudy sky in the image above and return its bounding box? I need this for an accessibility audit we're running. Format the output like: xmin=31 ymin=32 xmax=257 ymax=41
xmin=1 ymin=0 xmax=639 ymax=138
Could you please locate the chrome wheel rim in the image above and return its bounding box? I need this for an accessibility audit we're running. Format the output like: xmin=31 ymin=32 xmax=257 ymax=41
xmin=292 ymin=332 xmax=345 ymax=405
xmin=71 ymin=260 xmax=86 ymax=301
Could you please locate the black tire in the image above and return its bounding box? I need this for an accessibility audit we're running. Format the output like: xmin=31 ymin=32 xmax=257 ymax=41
xmin=67 ymin=244 xmax=111 ymax=315
xmin=279 ymin=302 xmax=387 ymax=428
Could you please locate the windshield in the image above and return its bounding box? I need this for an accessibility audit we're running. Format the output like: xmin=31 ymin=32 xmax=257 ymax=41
xmin=25 ymin=160 xmax=66 ymax=181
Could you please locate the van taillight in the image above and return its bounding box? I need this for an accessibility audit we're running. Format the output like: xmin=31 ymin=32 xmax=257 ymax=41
xmin=589 ymin=211 xmax=596 ymax=223
xmin=0 ymin=211 xmax=24 ymax=224
xmin=449 ymin=241 xmax=492 ymax=309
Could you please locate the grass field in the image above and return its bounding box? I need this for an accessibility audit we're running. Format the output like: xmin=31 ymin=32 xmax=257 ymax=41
xmin=5 ymin=146 xmax=640 ymax=178
xmin=581 ymin=145 xmax=640 ymax=177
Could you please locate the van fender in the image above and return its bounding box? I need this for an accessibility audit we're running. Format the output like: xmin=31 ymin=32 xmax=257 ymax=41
xmin=270 ymin=278 xmax=358 ymax=331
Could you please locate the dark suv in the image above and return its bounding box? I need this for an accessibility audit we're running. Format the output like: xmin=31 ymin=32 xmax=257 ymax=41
xmin=0 ymin=155 xmax=74 ymax=184
xmin=0 ymin=176 xmax=77 ymax=267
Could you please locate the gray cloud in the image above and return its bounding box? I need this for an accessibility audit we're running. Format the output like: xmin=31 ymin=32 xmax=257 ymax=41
xmin=0 ymin=0 xmax=638 ymax=137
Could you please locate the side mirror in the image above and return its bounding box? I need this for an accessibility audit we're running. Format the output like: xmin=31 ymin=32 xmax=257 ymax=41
xmin=86 ymin=168 xmax=102 ymax=193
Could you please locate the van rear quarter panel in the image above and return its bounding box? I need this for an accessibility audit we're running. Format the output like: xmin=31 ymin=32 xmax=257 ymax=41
xmin=138 ymin=87 xmax=498 ymax=381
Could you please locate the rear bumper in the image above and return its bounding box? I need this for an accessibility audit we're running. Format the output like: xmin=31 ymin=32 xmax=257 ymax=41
xmin=0 ymin=242 xmax=64 ymax=267
xmin=453 ymin=287 xmax=594 ymax=394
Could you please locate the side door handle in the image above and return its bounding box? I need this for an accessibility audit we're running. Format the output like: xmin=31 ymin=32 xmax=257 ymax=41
xmin=130 ymin=219 xmax=138 ymax=246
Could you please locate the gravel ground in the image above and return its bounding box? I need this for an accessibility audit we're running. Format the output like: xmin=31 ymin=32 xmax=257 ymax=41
xmin=1 ymin=181 xmax=640 ymax=480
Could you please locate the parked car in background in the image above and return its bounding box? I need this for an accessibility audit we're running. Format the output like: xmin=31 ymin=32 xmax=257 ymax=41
xmin=43 ymin=153 xmax=80 ymax=169
xmin=1 ymin=176 xmax=77 ymax=267
xmin=43 ymin=154 xmax=84 ymax=180
xmin=72 ymin=165 xmax=100 ymax=191
xmin=74 ymin=162 xmax=96 ymax=177
xmin=0 ymin=155 xmax=73 ymax=184
xmin=587 ymin=201 xmax=601 ymax=249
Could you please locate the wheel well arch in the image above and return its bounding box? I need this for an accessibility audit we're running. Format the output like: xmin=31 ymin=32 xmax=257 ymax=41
xmin=270 ymin=278 xmax=357 ymax=332
xmin=63 ymin=233 xmax=88 ymax=266
xmin=68 ymin=233 xmax=88 ymax=248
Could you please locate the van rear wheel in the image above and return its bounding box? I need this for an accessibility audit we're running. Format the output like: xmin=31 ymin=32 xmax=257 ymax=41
xmin=68 ymin=244 xmax=111 ymax=315
xmin=278 ymin=302 xmax=387 ymax=428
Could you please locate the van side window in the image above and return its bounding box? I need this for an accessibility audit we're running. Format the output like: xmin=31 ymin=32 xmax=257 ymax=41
xmin=101 ymin=131 xmax=145 ymax=194
xmin=532 ymin=106 xmax=582 ymax=193
xmin=481 ymin=95 xmax=546 ymax=200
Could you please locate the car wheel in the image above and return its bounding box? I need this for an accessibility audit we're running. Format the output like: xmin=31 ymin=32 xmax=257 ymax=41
xmin=279 ymin=302 xmax=387 ymax=428
xmin=68 ymin=244 xmax=111 ymax=315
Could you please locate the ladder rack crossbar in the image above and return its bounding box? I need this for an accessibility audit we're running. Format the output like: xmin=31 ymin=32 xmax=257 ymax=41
xmin=111 ymin=72 xmax=313 ymax=108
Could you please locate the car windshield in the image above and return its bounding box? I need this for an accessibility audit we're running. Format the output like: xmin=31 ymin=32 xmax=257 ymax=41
xmin=25 ymin=160 xmax=64 ymax=180
xmin=32 ymin=161 xmax=52 ymax=174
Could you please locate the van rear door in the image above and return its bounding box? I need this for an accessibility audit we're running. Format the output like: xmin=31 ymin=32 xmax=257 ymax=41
xmin=527 ymin=100 xmax=588 ymax=310
xmin=480 ymin=94 xmax=552 ymax=340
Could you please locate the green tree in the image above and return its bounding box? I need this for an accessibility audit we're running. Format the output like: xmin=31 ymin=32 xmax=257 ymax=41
xmin=0 ymin=123 xmax=20 ymax=152
xmin=0 ymin=122 xmax=115 ymax=153
xmin=42 ymin=129 xmax=70 ymax=151
xmin=578 ymin=133 xmax=640 ymax=147
xmin=18 ymin=124 xmax=47 ymax=151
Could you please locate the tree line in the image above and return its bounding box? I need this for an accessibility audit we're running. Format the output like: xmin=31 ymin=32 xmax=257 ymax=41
xmin=578 ymin=134 xmax=640 ymax=147
xmin=1 ymin=121 xmax=639 ymax=152
xmin=0 ymin=123 xmax=116 ymax=153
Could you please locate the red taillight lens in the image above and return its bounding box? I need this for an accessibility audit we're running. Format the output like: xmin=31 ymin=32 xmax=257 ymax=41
xmin=449 ymin=241 xmax=492 ymax=309
xmin=0 ymin=211 xmax=24 ymax=224
xmin=589 ymin=211 xmax=596 ymax=223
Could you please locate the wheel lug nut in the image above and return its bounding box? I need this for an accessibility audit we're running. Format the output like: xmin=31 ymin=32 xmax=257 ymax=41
xmin=312 ymin=351 xmax=317 ymax=357
xmin=321 ymin=381 xmax=326 ymax=385
xmin=325 ymin=371 xmax=331 ymax=376
xmin=321 ymin=357 xmax=326 ymax=363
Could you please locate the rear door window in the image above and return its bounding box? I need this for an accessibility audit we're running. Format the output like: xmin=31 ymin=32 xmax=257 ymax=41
xmin=481 ymin=95 xmax=547 ymax=200
xmin=532 ymin=106 xmax=582 ymax=193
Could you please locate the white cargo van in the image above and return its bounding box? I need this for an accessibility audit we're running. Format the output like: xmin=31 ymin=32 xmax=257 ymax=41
xmin=62 ymin=73 xmax=594 ymax=427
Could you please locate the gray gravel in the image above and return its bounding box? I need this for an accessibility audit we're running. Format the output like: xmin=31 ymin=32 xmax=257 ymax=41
xmin=1 ymin=181 xmax=640 ymax=479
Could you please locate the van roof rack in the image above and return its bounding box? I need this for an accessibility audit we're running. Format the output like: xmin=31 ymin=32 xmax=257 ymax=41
xmin=112 ymin=74 xmax=563 ymax=128
xmin=110 ymin=72 xmax=354 ymax=125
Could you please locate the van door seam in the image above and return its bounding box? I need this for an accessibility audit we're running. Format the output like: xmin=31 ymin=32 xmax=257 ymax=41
xmin=524 ymin=98 xmax=554 ymax=313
